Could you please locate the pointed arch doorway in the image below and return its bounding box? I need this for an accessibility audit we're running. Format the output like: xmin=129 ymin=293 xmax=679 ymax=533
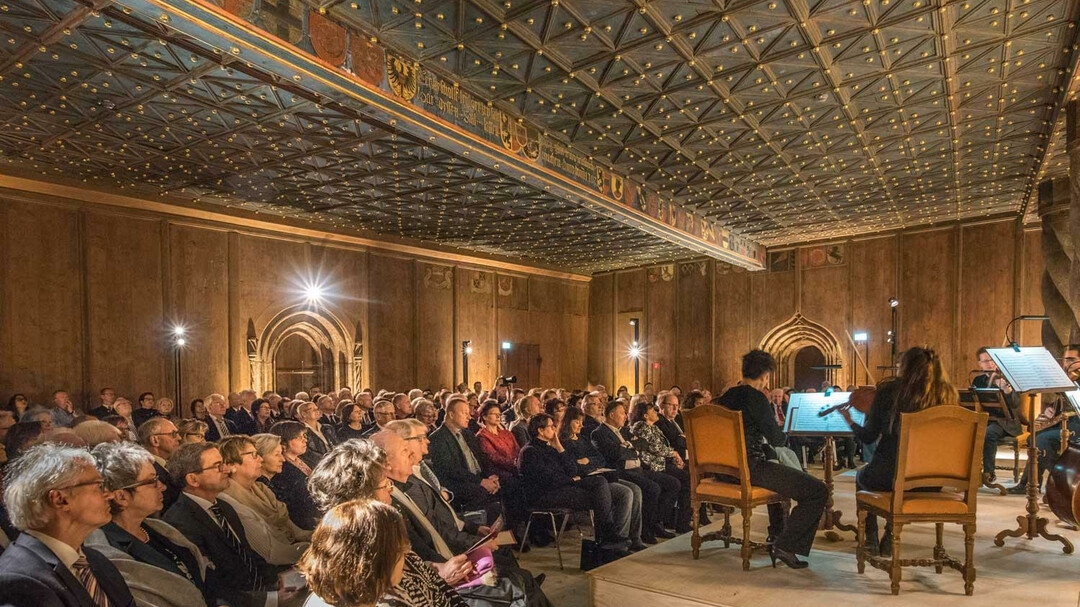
xmin=247 ymin=305 xmax=361 ymax=396
xmin=759 ymin=313 xmax=845 ymax=388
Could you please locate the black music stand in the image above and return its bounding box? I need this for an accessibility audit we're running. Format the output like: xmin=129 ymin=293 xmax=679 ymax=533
xmin=958 ymin=388 xmax=1017 ymax=494
xmin=785 ymin=392 xmax=866 ymax=541
xmin=986 ymin=347 xmax=1075 ymax=554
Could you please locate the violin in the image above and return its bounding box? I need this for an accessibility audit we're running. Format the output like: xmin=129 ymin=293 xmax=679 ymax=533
xmin=818 ymin=385 xmax=877 ymax=418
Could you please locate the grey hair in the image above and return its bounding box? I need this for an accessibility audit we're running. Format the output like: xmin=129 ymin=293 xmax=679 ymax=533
xmin=383 ymin=418 xmax=424 ymax=439
xmin=166 ymin=442 xmax=218 ymax=488
xmin=2 ymin=443 xmax=97 ymax=531
xmin=92 ymin=441 xmax=154 ymax=491
xmin=372 ymin=401 xmax=394 ymax=413
xmin=307 ymin=439 xmax=387 ymax=511
xmin=72 ymin=420 xmax=122 ymax=448
xmin=251 ymin=433 xmax=282 ymax=458
xmin=138 ymin=416 xmax=175 ymax=445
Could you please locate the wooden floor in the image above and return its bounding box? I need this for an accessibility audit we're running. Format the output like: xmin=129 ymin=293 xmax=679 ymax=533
xmin=519 ymin=462 xmax=1080 ymax=607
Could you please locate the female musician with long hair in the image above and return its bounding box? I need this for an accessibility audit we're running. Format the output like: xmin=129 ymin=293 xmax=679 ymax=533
xmin=840 ymin=346 xmax=958 ymax=554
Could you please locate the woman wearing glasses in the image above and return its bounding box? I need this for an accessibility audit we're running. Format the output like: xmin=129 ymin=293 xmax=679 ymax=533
xmin=269 ymin=420 xmax=322 ymax=530
xmin=219 ymin=436 xmax=310 ymax=565
xmin=86 ymin=441 xmax=211 ymax=607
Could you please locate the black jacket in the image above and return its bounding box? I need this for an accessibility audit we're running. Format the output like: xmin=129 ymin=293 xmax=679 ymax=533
xmin=0 ymin=533 xmax=135 ymax=607
xmin=717 ymin=385 xmax=786 ymax=462
xmin=428 ymin=425 xmax=489 ymax=510
xmin=163 ymin=494 xmax=282 ymax=607
xmin=204 ymin=417 xmax=237 ymax=443
xmin=517 ymin=441 xmax=577 ymax=504
xmin=299 ymin=425 xmax=337 ymax=469
xmin=268 ymin=461 xmax=320 ymax=530
xmin=655 ymin=416 xmax=687 ymax=459
xmin=393 ymin=476 xmax=481 ymax=563
xmin=224 ymin=408 xmax=256 ymax=435
xmin=152 ymin=460 xmax=181 ymax=514
xmin=131 ymin=408 xmax=162 ymax=429
xmin=98 ymin=522 xmax=207 ymax=598
xmin=590 ymin=424 xmax=645 ymax=471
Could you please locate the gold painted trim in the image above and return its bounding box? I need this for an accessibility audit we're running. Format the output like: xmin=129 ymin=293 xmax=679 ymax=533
xmin=0 ymin=173 xmax=591 ymax=282
xmin=131 ymin=0 xmax=763 ymax=270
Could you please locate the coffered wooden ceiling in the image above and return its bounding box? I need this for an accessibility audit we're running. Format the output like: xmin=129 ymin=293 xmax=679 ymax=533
xmin=1 ymin=0 xmax=1078 ymax=272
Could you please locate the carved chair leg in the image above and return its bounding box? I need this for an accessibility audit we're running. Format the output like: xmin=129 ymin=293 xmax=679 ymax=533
xmin=722 ymin=507 xmax=732 ymax=548
xmin=856 ymin=508 xmax=867 ymax=574
xmin=741 ymin=507 xmax=752 ymax=571
xmin=934 ymin=523 xmax=944 ymax=574
xmin=963 ymin=523 xmax=976 ymax=596
xmin=890 ymin=522 xmax=903 ymax=595
xmin=691 ymin=499 xmax=701 ymax=560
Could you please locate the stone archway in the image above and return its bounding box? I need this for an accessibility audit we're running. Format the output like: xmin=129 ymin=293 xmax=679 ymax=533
xmin=247 ymin=305 xmax=360 ymax=395
xmin=759 ymin=313 xmax=845 ymax=388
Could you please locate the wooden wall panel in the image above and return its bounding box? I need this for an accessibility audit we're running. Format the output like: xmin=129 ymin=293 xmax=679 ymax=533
xmin=1019 ymin=228 xmax=1044 ymax=346
xmin=456 ymin=268 xmax=496 ymax=387
xmin=645 ymin=265 xmax=676 ymax=389
xmin=616 ymin=269 xmax=646 ymax=313
xmin=750 ymin=268 xmax=797 ymax=343
xmin=416 ymin=263 xmax=454 ymax=390
xmin=959 ymin=222 xmax=1016 ymax=377
xmin=84 ymin=212 xmax=166 ymax=401
xmin=0 ymin=201 xmax=85 ymax=406
xmin=714 ymin=268 xmax=752 ymax=390
xmin=848 ymin=236 xmax=897 ymax=384
xmin=676 ymin=261 xmax=713 ymax=388
xmin=169 ymin=224 xmax=229 ymax=408
xmin=315 ymin=245 xmax=368 ymax=388
xmin=901 ymin=228 xmax=958 ymax=377
xmin=369 ymin=255 xmax=416 ymax=390
xmin=587 ymin=273 xmax=614 ymax=387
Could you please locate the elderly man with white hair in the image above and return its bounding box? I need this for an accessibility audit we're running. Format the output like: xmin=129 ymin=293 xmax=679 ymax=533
xmin=0 ymin=442 xmax=136 ymax=607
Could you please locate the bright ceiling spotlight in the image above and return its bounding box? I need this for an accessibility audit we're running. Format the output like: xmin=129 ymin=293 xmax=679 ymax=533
xmin=629 ymin=346 xmax=641 ymax=358
xmin=173 ymin=326 xmax=186 ymax=337
xmin=304 ymin=281 xmax=326 ymax=305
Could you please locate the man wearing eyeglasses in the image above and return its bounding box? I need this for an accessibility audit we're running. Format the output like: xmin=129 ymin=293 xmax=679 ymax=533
xmin=138 ymin=417 xmax=183 ymax=512
xmin=0 ymin=442 xmax=136 ymax=607
xmin=164 ymin=443 xmax=301 ymax=607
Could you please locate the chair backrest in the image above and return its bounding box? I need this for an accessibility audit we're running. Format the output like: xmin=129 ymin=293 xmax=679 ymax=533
xmin=892 ymin=405 xmax=988 ymax=512
xmin=683 ymin=405 xmax=751 ymax=497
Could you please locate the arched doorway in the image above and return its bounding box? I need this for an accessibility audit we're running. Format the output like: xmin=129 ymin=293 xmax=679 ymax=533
xmin=759 ymin=313 xmax=845 ymax=387
xmin=247 ymin=305 xmax=360 ymax=396
xmin=273 ymin=333 xmax=328 ymax=397
xmin=792 ymin=346 xmax=826 ymax=392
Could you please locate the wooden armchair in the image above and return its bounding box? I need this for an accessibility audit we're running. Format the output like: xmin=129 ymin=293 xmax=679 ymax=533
xmin=856 ymin=406 xmax=988 ymax=595
xmin=684 ymin=404 xmax=786 ymax=570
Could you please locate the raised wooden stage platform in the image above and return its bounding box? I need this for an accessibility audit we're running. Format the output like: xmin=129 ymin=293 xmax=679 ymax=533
xmin=587 ymin=472 xmax=1079 ymax=607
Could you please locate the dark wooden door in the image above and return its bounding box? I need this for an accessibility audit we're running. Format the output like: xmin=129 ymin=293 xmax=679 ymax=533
xmin=504 ymin=343 xmax=541 ymax=389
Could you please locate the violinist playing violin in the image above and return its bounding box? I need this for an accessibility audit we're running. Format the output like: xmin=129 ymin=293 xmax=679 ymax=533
xmin=973 ymin=347 xmax=1023 ymax=483
xmin=838 ymin=347 xmax=958 ymax=557
xmin=1008 ymin=344 xmax=1080 ymax=495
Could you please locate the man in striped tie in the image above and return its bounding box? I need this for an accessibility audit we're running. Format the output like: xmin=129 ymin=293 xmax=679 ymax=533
xmin=0 ymin=443 xmax=135 ymax=607
xmin=164 ymin=443 xmax=303 ymax=607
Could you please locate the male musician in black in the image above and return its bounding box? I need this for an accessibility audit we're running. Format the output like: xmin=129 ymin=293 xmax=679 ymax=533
xmin=973 ymin=347 xmax=1022 ymax=482
xmin=1009 ymin=344 xmax=1080 ymax=494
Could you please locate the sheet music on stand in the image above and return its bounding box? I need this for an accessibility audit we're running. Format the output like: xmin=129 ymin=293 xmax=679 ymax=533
xmin=783 ymin=392 xmax=866 ymax=436
xmin=1063 ymin=388 xmax=1080 ymax=414
xmin=985 ymin=347 xmax=1075 ymax=394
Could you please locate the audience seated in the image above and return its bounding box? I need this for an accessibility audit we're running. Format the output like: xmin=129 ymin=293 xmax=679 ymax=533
xmin=519 ymin=414 xmax=630 ymax=554
xmin=295 ymin=402 xmax=337 ymax=469
xmin=219 ymin=436 xmax=310 ymax=564
xmin=507 ymin=395 xmax=540 ymax=448
xmin=429 ymin=397 xmax=505 ymax=519
xmin=336 ymin=402 xmax=369 ymax=441
xmin=87 ymin=388 xmax=115 ymax=420
xmin=132 ymin=392 xmax=161 ymax=428
xmin=628 ymin=399 xmax=691 ymax=533
xmin=268 ymin=421 xmax=321 ymax=530
xmin=591 ymin=400 xmax=680 ymax=542
xmin=72 ymin=419 xmax=124 ymax=448
xmin=177 ymin=419 xmax=208 ymax=444
xmin=49 ymin=389 xmax=77 ymax=428
xmin=138 ymin=417 xmax=183 ymax=512
xmin=204 ymin=394 xmax=238 ymax=442
xmin=362 ymin=400 xmax=396 ymax=437
xmin=163 ymin=442 xmax=300 ymax=607
xmin=0 ymin=443 xmax=136 ymax=607
xmin=475 ymin=401 xmax=520 ymax=483
xmin=87 ymin=441 xmax=211 ymax=607
xmin=250 ymin=399 xmax=276 ymax=434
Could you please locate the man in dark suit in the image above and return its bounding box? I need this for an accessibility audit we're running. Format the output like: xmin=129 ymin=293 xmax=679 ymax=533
xmin=163 ymin=443 xmax=292 ymax=607
xmin=591 ymin=400 xmax=678 ymax=542
xmin=226 ymin=391 xmax=258 ymax=435
xmin=203 ymin=394 xmax=238 ymax=443
xmin=429 ymin=397 xmax=503 ymax=515
xmin=138 ymin=417 xmax=182 ymax=512
xmin=86 ymin=388 xmax=117 ymax=420
xmin=654 ymin=391 xmax=687 ymax=459
xmin=0 ymin=443 xmax=135 ymax=607
xmin=580 ymin=391 xmax=605 ymax=438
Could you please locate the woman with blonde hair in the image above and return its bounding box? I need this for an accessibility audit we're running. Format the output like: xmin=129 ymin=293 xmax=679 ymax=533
xmin=841 ymin=345 xmax=958 ymax=555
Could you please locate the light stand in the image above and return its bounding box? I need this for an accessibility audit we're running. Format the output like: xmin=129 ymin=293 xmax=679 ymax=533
xmin=887 ymin=298 xmax=899 ymax=369
xmin=172 ymin=326 xmax=186 ymax=415
xmin=630 ymin=318 xmax=640 ymax=394
xmin=461 ymin=341 xmax=472 ymax=386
